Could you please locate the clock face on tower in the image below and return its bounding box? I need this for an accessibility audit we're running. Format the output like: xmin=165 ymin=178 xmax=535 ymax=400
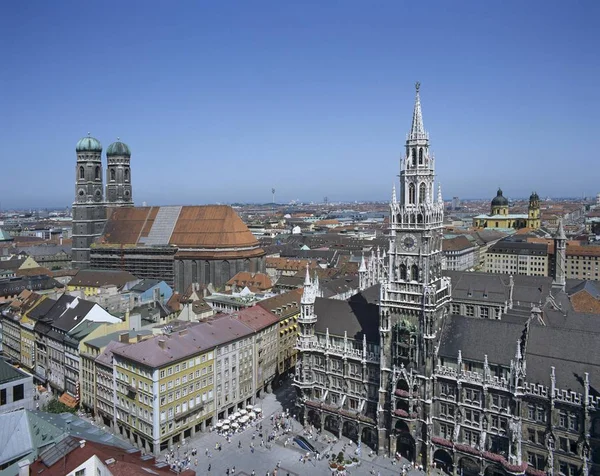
xmin=400 ymin=233 xmax=417 ymax=252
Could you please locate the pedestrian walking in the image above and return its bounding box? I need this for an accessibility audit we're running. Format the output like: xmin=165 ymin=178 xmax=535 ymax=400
xmin=208 ymin=463 xmax=211 ymax=471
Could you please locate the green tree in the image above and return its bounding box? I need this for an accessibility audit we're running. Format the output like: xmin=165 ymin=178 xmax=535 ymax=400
xmin=43 ymin=398 xmax=77 ymax=414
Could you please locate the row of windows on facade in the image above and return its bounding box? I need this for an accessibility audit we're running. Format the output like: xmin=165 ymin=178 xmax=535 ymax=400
xmin=78 ymin=166 xmax=130 ymax=181
xmin=156 ymin=352 xmax=216 ymax=379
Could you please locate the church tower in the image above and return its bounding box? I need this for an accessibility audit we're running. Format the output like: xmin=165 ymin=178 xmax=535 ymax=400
xmin=553 ymin=218 xmax=567 ymax=291
xmin=377 ymin=83 xmax=451 ymax=456
xmin=72 ymin=134 xmax=107 ymax=269
xmin=528 ymin=191 xmax=541 ymax=229
xmin=105 ymin=139 xmax=133 ymax=208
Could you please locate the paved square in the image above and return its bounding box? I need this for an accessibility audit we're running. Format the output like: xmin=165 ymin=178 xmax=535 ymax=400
xmin=158 ymin=381 xmax=430 ymax=475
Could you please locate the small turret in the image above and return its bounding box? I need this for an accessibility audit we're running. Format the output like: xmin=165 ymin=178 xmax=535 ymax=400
xmin=553 ymin=218 xmax=567 ymax=291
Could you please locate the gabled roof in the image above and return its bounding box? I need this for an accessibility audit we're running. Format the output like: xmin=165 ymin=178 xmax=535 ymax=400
xmin=0 ymin=358 xmax=31 ymax=385
xmin=257 ymin=288 xmax=303 ymax=318
xmin=52 ymin=297 xmax=97 ymax=332
xmin=230 ymin=305 xmax=279 ymax=331
xmin=442 ymin=235 xmax=476 ymax=252
xmin=526 ymin=323 xmax=600 ymax=391
xmin=100 ymin=205 xmax=259 ymax=250
xmin=30 ymin=436 xmax=192 ymax=476
xmin=314 ymin=287 xmax=380 ymax=343
xmin=226 ymin=271 xmax=272 ymax=291
xmin=69 ymin=269 xmax=138 ymax=288
xmin=112 ymin=316 xmax=254 ymax=368
xmin=130 ymin=278 xmax=163 ymax=292
xmin=439 ymin=315 xmax=525 ymax=366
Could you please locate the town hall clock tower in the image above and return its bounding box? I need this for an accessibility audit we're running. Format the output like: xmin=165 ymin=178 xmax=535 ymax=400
xmin=377 ymin=83 xmax=452 ymax=457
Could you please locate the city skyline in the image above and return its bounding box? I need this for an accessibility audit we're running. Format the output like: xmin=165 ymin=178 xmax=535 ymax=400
xmin=1 ymin=1 xmax=599 ymax=208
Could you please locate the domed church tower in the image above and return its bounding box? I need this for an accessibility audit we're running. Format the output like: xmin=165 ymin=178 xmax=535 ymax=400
xmin=105 ymin=139 xmax=134 ymax=208
xmin=528 ymin=191 xmax=541 ymax=229
xmin=491 ymin=188 xmax=509 ymax=216
xmin=72 ymin=134 xmax=107 ymax=269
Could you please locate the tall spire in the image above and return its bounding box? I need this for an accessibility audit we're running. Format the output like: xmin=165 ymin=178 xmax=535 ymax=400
xmin=304 ymin=263 xmax=311 ymax=286
xmin=392 ymin=183 xmax=397 ymax=205
xmin=556 ymin=217 xmax=566 ymax=240
xmin=437 ymin=183 xmax=443 ymax=204
xmin=409 ymin=81 xmax=426 ymax=141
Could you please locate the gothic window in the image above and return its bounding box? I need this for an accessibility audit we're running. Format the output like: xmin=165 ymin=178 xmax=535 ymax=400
xmin=411 ymin=148 xmax=417 ymax=166
xmin=204 ymin=261 xmax=211 ymax=283
xmin=411 ymin=265 xmax=419 ymax=281
xmin=417 ymin=214 xmax=423 ymax=224
xmin=125 ymin=169 xmax=130 ymax=182
xmin=419 ymin=148 xmax=423 ymax=164
xmin=79 ymin=166 xmax=84 ymax=180
xmin=110 ymin=169 xmax=116 ymax=181
xmin=399 ymin=264 xmax=407 ymax=280
xmin=419 ymin=183 xmax=426 ymax=203
xmin=408 ymin=183 xmax=416 ymax=205
xmin=95 ymin=166 xmax=100 ymax=180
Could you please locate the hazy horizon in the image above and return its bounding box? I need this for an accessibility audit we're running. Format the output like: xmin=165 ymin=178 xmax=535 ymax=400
xmin=2 ymin=1 xmax=599 ymax=208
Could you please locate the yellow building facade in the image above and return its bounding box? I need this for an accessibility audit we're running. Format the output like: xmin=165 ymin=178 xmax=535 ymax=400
xmin=474 ymin=189 xmax=541 ymax=230
xmin=112 ymin=341 xmax=216 ymax=454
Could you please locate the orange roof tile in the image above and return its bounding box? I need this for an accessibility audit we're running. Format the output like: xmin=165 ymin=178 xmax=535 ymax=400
xmin=226 ymin=271 xmax=272 ymax=290
xmin=101 ymin=205 xmax=260 ymax=250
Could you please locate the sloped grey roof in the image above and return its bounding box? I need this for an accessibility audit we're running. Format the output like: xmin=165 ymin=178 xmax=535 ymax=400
xmin=0 ymin=410 xmax=32 ymax=465
xmin=439 ymin=314 xmax=525 ymax=365
xmin=0 ymin=358 xmax=31 ymax=384
xmin=52 ymin=297 xmax=96 ymax=332
xmin=130 ymin=279 xmax=162 ymax=292
xmin=314 ymin=292 xmax=380 ymax=343
xmin=31 ymin=411 xmax=135 ymax=450
xmin=526 ymin=324 xmax=600 ymax=391
xmin=567 ymin=280 xmax=600 ymax=299
xmin=86 ymin=330 xmax=153 ymax=350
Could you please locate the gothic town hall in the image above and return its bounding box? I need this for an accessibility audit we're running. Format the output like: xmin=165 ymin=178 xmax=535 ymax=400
xmin=294 ymin=84 xmax=600 ymax=476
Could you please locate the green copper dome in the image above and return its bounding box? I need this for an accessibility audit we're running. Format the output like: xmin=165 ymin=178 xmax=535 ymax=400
xmin=76 ymin=135 xmax=102 ymax=152
xmin=106 ymin=140 xmax=131 ymax=157
xmin=491 ymin=188 xmax=509 ymax=207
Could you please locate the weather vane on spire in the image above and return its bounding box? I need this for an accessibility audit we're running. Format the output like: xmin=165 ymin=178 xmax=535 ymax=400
xmin=415 ymin=81 xmax=420 ymax=92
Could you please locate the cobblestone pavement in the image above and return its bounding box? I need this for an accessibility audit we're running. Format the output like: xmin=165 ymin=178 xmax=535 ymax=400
xmin=159 ymin=381 xmax=431 ymax=476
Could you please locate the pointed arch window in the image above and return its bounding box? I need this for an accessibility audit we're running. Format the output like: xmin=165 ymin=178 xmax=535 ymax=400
xmin=124 ymin=169 xmax=130 ymax=182
xmin=408 ymin=183 xmax=416 ymax=205
xmin=110 ymin=169 xmax=116 ymax=181
xmin=419 ymin=183 xmax=426 ymax=204
xmin=419 ymin=148 xmax=423 ymax=164
xmin=79 ymin=166 xmax=84 ymax=180
xmin=411 ymin=265 xmax=419 ymax=281
xmin=412 ymin=148 xmax=417 ymax=166
xmin=399 ymin=264 xmax=407 ymax=281
xmin=95 ymin=166 xmax=100 ymax=180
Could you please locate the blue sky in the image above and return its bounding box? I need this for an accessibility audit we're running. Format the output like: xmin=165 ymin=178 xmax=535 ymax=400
xmin=1 ymin=1 xmax=598 ymax=208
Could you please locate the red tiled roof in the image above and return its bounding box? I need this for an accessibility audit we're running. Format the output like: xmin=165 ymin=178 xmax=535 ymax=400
xmin=232 ymin=305 xmax=280 ymax=331
xmin=226 ymin=272 xmax=272 ymax=291
xmin=29 ymin=437 xmax=194 ymax=476
xmin=101 ymin=205 xmax=260 ymax=249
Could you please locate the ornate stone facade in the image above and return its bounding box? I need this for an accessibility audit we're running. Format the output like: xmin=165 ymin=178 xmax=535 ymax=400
xmin=294 ymin=85 xmax=599 ymax=476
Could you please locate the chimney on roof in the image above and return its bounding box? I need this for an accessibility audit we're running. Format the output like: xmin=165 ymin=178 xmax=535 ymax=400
xmin=119 ymin=332 xmax=129 ymax=343
xmin=158 ymin=338 xmax=166 ymax=349
xmin=79 ymin=439 xmax=86 ymax=448
xmin=17 ymin=459 xmax=30 ymax=476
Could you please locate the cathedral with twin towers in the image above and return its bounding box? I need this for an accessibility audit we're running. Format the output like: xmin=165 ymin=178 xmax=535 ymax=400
xmin=72 ymin=136 xmax=134 ymax=268
xmin=294 ymin=84 xmax=599 ymax=476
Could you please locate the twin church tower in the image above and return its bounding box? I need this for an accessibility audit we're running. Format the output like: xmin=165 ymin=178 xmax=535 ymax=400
xmin=72 ymin=135 xmax=134 ymax=268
